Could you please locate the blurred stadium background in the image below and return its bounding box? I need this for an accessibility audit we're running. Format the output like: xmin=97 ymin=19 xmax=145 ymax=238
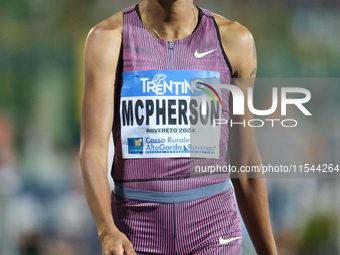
xmin=1 ymin=0 xmax=340 ymax=254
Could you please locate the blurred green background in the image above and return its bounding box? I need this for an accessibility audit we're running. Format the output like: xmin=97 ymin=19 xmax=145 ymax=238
xmin=1 ymin=0 xmax=340 ymax=254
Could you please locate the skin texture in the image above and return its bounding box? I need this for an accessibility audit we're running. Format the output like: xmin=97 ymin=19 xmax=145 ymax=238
xmin=79 ymin=1 xmax=277 ymax=254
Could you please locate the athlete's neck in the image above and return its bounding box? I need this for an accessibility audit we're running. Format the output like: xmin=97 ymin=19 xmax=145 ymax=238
xmin=141 ymin=0 xmax=197 ymax=41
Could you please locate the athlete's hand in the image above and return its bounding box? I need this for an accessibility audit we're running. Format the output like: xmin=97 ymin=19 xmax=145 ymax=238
xmin=100 ymin=230 xmax=136 ymax=255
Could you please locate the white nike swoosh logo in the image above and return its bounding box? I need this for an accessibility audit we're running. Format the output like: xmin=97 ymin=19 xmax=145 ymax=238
xmin=194 ymin=49 xmax=217 ymax=58
xmin=219 ymin=236 xmax=241 ymax=245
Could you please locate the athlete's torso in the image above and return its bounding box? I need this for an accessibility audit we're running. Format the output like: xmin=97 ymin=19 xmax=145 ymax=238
xmin=111 ymin=4 xmax=233 ymax=192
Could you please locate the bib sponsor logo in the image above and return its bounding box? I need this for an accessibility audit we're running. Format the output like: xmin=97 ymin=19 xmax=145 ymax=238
xmin=127 ymin=138 xmax=143 ymax=154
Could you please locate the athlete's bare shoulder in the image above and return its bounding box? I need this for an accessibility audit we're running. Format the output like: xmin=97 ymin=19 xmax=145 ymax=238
xmin=213 ymin=14 xmax=253 ymax=44
xmin=84 ymin=11 xmax=123 ymax=76
xmin=212 ymin=14 xmax=256 ymax=77
xmin=87 ymin=11 xmax=123 ymax=46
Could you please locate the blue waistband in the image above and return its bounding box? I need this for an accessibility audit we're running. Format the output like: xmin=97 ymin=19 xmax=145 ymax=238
xmin=114 ymin=180 xmax=232 ymax=204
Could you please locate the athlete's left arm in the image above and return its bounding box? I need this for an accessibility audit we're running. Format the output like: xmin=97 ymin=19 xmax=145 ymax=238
xmin=214 ymin=14 xmax=278 ymax=255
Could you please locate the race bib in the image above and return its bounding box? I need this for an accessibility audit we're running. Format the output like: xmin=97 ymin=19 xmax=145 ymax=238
xmin=120 ymin=70 xmax=222 ymax=159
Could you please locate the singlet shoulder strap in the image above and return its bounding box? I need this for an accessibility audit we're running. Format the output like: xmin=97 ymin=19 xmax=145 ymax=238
xmin=198 ymin=6 xmax=233 ymax=75
xmin=123 ymin=5 xmax=137 ymax=14
xmin=123 ymin=5 xmax=142 ymax=27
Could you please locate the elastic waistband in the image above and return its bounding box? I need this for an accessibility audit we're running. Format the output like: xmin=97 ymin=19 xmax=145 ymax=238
xmin=114 ymin=180 xmax=232 ymax=204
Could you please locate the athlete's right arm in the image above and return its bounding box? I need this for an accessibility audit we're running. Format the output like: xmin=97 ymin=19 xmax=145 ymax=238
xmin=79 ymin=12 xmax=136 ymax=255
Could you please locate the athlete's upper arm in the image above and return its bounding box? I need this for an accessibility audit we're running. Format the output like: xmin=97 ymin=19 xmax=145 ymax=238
xmin=80 ymin=12 xmax=123 ymax=164
xmin=213 ymin=14 xmax=261 ymax=173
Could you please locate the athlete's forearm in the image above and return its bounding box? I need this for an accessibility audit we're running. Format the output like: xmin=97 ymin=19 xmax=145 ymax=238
xmin=232 ymin=177 xmax=278 ymax=255
xmin=80 ymin=151 xmax=119 ymax=241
